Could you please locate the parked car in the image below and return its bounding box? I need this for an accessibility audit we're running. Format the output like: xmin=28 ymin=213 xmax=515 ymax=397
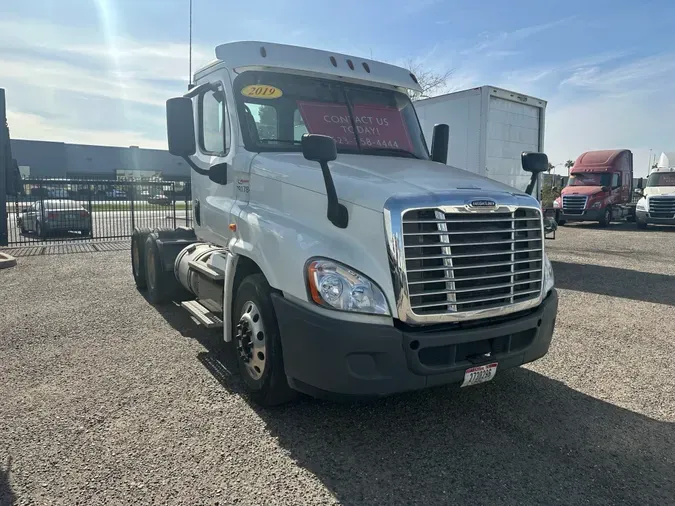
xmin=106 ymin=189 xmax=127 ymax=199
xmin=18 ymin=200 xmax=92 ymax=237
xmin=147 ymin=194 xmax=170 ymax=205
xmin=47 ymin=188 xmax=70 ymax=199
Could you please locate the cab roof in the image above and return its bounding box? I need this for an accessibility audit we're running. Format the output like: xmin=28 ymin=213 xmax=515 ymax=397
xmin=208 ymin=41 xmax=423 ymax=93
xmin=572 ymin=149 xmax=631 ymax=173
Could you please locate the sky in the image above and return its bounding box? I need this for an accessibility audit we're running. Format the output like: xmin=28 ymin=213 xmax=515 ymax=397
xmin=1 ymin=0 xmax=674 ymax=176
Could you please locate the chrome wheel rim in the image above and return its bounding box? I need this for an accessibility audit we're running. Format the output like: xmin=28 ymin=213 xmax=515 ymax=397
xmin=235 ymin=301 xmax=267 ymax=380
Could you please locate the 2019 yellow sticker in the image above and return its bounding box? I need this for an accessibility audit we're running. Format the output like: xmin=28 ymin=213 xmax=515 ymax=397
xmin=241 ymin=85 xmax=283 ymax=99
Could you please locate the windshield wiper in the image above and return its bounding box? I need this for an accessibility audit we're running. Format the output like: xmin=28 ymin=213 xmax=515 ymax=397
xmin=259 ymin=139 xmax=302 ymax=145
xmin=362 ymin=147 xmax=421 ymax=159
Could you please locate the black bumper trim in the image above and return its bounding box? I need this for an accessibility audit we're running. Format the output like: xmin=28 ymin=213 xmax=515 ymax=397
xmin=272 ymin=290 xmax=558 ymax=398
xmin=559 ymin=209 xmax=603 ymax=221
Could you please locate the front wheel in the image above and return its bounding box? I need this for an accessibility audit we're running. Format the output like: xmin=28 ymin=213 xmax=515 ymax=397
xmin=637 ymin=220 xmax=648 ymax=230
xmin=598 ymin=208 xmax=611 ymax=227
xmin=233 ymin=274 xmax=297 ymax=407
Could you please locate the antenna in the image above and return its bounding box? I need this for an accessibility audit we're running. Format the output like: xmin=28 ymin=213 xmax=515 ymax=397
xmin=188 ymin=0 xmax=193 ymax=86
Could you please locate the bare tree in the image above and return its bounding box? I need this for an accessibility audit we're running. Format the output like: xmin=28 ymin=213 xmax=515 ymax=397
xmin=403 ymin=59 xmax=453 ymax=100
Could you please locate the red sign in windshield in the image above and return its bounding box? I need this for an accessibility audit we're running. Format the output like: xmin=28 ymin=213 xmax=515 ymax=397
xmin=296 ymin=101 xmax=413 ymax=151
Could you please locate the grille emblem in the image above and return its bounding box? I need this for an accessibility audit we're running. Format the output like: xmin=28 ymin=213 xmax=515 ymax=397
xmin=470 ymin=199 xmax=497 ymax=208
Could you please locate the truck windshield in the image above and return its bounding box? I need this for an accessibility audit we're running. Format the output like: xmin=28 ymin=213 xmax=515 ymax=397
xmin=647 ymin=172 xmax=675 ymax=187
xmin=567 ymin=173 xmax=612 ymax=187
xmin=233 ymin=71 xmax=429 ymax=159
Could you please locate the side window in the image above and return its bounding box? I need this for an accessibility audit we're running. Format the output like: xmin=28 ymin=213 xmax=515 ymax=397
xmin=293 ymin=109 xmax=308 ymax=141
xmin=245 ymin=103 xmax=278 ymax=140
xmin=199 ymin=83 xmax=229 ymax=155
xmin=612 ymin=173 xmax=620 ymax=188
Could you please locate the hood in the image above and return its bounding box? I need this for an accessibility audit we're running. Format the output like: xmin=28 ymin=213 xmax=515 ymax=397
xmin=644 ymin=186 xmax=675 ymax=197
xmin=251 ymin=152 xmax=528 ymax=212
xmin=561 ymin=186 xmax=605 ymax=197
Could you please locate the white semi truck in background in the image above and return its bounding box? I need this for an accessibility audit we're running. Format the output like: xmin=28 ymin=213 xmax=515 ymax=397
xmin=636 ymin=151 xmax=675 ymax=229
xmin=131 ymin=41 xmax=558 ymax=406
xmin=415 ymin=86 xmax=547 ymax=196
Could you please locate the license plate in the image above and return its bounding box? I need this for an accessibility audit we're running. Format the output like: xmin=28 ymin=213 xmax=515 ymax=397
xmin=461 ymin=363 xmax=498 ymax=388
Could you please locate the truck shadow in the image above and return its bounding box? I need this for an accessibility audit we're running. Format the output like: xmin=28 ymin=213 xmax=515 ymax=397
xmin=0 ymin=457 xmax=16 ymax=506
xmin=153 ymin=301 xmax=674 ymax=506
xmin=254 ymin=369 xmax=674 ymax=506
xmin=551 ymin=260 xmax=675 ymax=306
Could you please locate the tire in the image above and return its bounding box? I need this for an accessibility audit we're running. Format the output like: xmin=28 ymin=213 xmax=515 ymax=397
xmin=144 ymin=235 xmax=172 ymax=304
xmin=131 ymin=227 xmax=152 ymax=290
xmin=557 ymin=219 xmax=566 ymax=226
xmin=144 ymin=234 xmax=191 ymax=304
xmin=36 ymin=221 xmax=45 ymax=238
xmin=637 ymin=220 xmax=648 ymax=230
xmin=233 ymin=274 xmax=297 ymax=407
xmin=81 ymin=229 xmax=91 ymax=237
xmin=598 ymin=208 xmax=611 ymax=227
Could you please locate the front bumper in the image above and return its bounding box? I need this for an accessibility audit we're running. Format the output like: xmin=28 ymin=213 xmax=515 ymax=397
xmin=636 ymin=210 xmax=675 ymax=225
xmin=558 ymin=209 xmax=603 ymax=221
xmin=272 ymin=290 xmax=558 ymax=399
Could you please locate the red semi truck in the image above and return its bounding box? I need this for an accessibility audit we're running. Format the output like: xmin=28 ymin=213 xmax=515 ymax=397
xmin=553 ymin=149 xmax=637 ymax=226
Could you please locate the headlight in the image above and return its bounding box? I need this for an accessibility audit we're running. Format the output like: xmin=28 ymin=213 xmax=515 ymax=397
xmin=591 ymin=201 xmax=602 ymax=209
xmin=636 ymin=198 xmax=646 ymax=211
xmin=543 ymin=254 xmax=555 ymax=294
xmin=306 ymin=259 xmax=390 ymax=315
xmin=552 ymin=199 xmax=560 ymax=208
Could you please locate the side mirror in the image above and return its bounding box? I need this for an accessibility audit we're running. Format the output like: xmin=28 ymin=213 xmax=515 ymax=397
xmin=430 ymin=124 xmax=449 ymax=164
xmin=166 ymin=97 xmax=196 ymax=157
xmin=522 ymin=152 xmax=549 ymax=196
xmin=301 ymin=134 xmax=347 ymax=229
xmin=301 ymin=134 xmax=337 ymax=162
xmin=637 ymin=178 xmax=643 ymax=189
xmin=521 ymin=152 xmax=549 ymax=173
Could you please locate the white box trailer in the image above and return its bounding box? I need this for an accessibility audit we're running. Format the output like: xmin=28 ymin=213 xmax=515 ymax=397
xmin=414 ymin=86 xmax=547 ymax=194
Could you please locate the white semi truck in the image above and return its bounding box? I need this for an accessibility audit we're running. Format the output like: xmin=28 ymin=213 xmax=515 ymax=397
xmin=414 ymin=86 xmax=547 ymax=195
xmin=636 ymin=151 xmax=675 ymax=229
xmin=131 ymin=41 xmax=558 ymax=406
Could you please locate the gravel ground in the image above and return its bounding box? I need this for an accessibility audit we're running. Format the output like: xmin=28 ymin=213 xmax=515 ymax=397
xmin=1 ymin=223 xmax=673 ymax=505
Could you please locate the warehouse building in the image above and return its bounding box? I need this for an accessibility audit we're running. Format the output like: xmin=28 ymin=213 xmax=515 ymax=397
xmin=10 ymin=139 xmax=190 ymax=181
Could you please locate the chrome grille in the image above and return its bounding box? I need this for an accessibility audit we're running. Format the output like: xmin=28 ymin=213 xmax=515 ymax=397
xmin=562 ymin=195 xmax=587 ymax=215
xmin=402 ymin=208 xmax=543 ymax=316
xmin=648 ymin=196 xmax=675 ymax=218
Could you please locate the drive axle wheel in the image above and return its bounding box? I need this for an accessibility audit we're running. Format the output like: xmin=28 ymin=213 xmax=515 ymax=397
xmin=233 ymin=274 xmax=296 ymax=406
xmin=131 ymin=227 xmax=152 ymax=290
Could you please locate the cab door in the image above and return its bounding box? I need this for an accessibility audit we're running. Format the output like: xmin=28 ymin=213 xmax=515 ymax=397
xmin=191 ymin=75 xmax=238 ymax=246
xmin=610 ymin=173 xmax=622 ymax=205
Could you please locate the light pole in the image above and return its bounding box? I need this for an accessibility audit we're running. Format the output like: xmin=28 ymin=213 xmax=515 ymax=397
xmin=188 ymin=0 xmax=193 ymax=87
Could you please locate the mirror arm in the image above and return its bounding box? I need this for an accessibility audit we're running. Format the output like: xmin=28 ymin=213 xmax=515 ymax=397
xmin=184 ymin=82 xmax=218 ymax=99
xmin=182 ymin=156 xmax=210 ymax=176
xmin=319 ymin=161 xmax=348 ymax=229
xmin=525 ymin=174 xmax=538 ymax=196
